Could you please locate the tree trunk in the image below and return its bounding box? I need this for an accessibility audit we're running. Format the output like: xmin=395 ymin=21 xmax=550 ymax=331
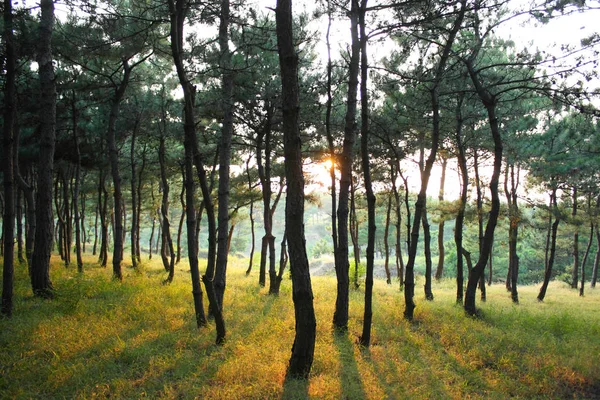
xmin=358 ymin=1 xmax=376 ymax=346
xmin=435 ymin=155 xmax=447 ymax=280
xmin=383 ymin=193 xmax=392 ymax=285
xmin=245 ymin=159 xmax=256 ymax=275
xmin=168 ymin=0 xmax=208 ymax=329
xmin=2 ymin=0 xmax=17 ymax=316
xmin=30 ymin=0 xmax=56 ymax=298
xmin=71 ymin=93 xmax=84 ymax=273
xmin=538 ymin=188 xmax=559 ymax=301
xmin=391 ymin=161 xmax=404 ymax=287
xmin=333 ymin=0 xmax=360 ymax=331
xmin=176 ymin=169 xmax=185 ymax=264
xmin=473 ymin=149 xmax=487 ymax=300
xmin=159 ymin=111 xmax=176 ymax=284
xmin=16 ymin=188 xmax=23 ymax=264
xmin=276 ymin=0 xmax=316 ymax=377
xmin=454 ymin=96 xmax=467 ymax=304
xmin=214 ymin=0 xmax=234 ymax=310
xmin=571 ymin=186 xmax=579 ymax=289
xmin=590 ymin=225 xmax=599 ymax=288
xmin=130 ymin=114 xmax=140 ymax=271
xmin=422 ymin=209 xmax=434 ymax=300
xmin=580 ymin=220 xmax=593 ymax=296
xmin=349 ymin=177 xmax=361 ymax=289
xmin=107 ymin=61 xmax=134 ymax=282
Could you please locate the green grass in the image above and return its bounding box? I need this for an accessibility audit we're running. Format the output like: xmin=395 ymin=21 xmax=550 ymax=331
xmin=1 ymin=254 xmax=599 ymax=399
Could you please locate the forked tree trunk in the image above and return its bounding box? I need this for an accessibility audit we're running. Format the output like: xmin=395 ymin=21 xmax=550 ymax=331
xmin=276 ymin=0 xmax=316 ymax=377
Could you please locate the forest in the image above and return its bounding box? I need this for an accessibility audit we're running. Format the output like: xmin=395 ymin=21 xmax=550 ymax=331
xmin=1 ymin=0 xmax=600 ymax=396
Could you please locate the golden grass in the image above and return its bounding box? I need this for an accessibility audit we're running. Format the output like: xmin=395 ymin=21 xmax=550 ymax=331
xmin=1 ymin=254 xmax=599 ymax=399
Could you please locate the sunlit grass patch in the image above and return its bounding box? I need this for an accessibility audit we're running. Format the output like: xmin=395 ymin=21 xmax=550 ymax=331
xmin=1 ymin=254 xmax=599 ymax=399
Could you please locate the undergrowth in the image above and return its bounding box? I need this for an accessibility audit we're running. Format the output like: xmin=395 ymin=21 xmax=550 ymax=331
xmin=1 ymin=254 xmax=599 ymax=399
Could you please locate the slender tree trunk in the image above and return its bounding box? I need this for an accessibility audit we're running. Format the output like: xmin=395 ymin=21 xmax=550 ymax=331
xmin=358 ymin=1 xmax=376 ymax=346
xmin=30 ymin=0 xmax=56 ymax=298
xmin=159 ymin=110 xmax=176 ymax=284
xmin=350 ymin=177 xmax=360 ymax=289
xmin=571 ymin=186 xmax=579 ymax=289
xmin=422 ymin=209 xmax=434 ymax=300
xmin=176 ymin=171 xmax=185 ymax=264
xmin=435 ymin=155 xmax=447 ymax=280
xmin=391 ymin=162 xmax=404 ymax=287
xmin=325 ymin=0 xmax=338 ymax=269
xmin=130 ymin=114 xmax=140 ymax=271
xmin=245 ymin=159 xmax=256 ymax=275
xmin=383 ymin=193 xmax=392 ymax=285
xmin=168 ymin=0 xmax=208 ymax=329
xmin=454 ymin=97 xmax=467 ymax=304
xmin=214 ymin=0 xmax=234 ymax=310
xmin=16 ymin=188 xmax=23 ymax=264
xmin=333 ymin=0 xmax=360 ymax=331
xmin=473 ymin=149 xmax=487 ymax=300
xmin=135 ymin=145 xmax=146 ymax=262
xmin=2 ymin=0 xmax=17 ymax=316
xmin=538 ymin=187 xmax=559 ymax=301
xmin=106 ymin=61 xmax=134 ymax=282
xmin=590 ymin=224 xmax=599 ymax=288
xmin=276 ymin=0 xmax=316 ymax=377
xmin=72 ymin=93 xmax=84 ymax=273
xmin=463 ymin=105 xmax=502 ymax=315
xmin=580 ymin=220 xmax=593 ymax=296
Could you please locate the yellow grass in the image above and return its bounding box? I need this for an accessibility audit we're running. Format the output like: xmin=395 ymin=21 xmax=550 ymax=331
xmin=1 ymin=254 xmax=599 ymax=399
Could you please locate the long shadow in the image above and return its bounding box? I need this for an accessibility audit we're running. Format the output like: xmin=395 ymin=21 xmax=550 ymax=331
xmin=282 ymin=375 xmax=310 ymax=400
xmin=333 ymin=331 xmax=368 ymax=400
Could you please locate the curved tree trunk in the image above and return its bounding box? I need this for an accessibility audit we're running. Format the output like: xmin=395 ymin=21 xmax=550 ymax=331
xmin=168 ymin=0 xmax=208 ymax=329
xmin=454 ymin=101 xmax=467 ymax=304
xmin=159 ymin=117 xmax=176 ymax=284
xmin=276 ymin=0 xmax=316 ymax=378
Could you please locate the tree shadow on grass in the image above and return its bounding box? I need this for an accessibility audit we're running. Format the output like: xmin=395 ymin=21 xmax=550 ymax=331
xmin=334 ymin=331 xmax=367 ymax=400
xmin=282 ymin=375 xmax=310 ymax=400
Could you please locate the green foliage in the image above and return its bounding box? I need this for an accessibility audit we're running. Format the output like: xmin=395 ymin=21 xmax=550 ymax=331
xmin=310 ymin=237 xmax=334 ymax=258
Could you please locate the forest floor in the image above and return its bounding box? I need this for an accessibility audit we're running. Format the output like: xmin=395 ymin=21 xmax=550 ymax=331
xmin=1 ymin=254 xmax=599 ymax=399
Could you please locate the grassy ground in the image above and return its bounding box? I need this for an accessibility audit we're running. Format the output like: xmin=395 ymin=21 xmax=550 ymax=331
xmin=1 ymin=254 xmax=599 ymax=399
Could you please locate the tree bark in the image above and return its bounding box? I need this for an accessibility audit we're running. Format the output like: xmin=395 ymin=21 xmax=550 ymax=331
xmin=538 ymin=187 xmax=559 ymax=301
xmin=333 ymin=0 xmax=360 ymax=331
xmin=463 ymin=56 xmax=502 ymax=316
xmin=130 ymin=114 xmax=141 ymax=272
xmin=276 ymin=0 xmax=316 ymax=378
xmin=2 ymin=0 xmax=17 ymax=316
xmin=383 ymin=193 xmax=392 ymax=285
xmin=30 ymin=0 xmax=56 ymax=298
xmin=71 ymin=93 xmax=84 ymax=273
xmin=435 ymin=155 xmax=447 ymax=280
xmin=571 ymin=186 xmax=579 ymax=289
xmin=168 ymin=0 xmax=208 ymax=329
xmin=454 ymin=101 xmax=467 ymax=304
xmin=214 ymin=0 xmax=234 ymax=310
xmin=159 ymin=111 xmax=176 ymax=284
xmin=358 ymin=0 xmax=376 ymax=346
